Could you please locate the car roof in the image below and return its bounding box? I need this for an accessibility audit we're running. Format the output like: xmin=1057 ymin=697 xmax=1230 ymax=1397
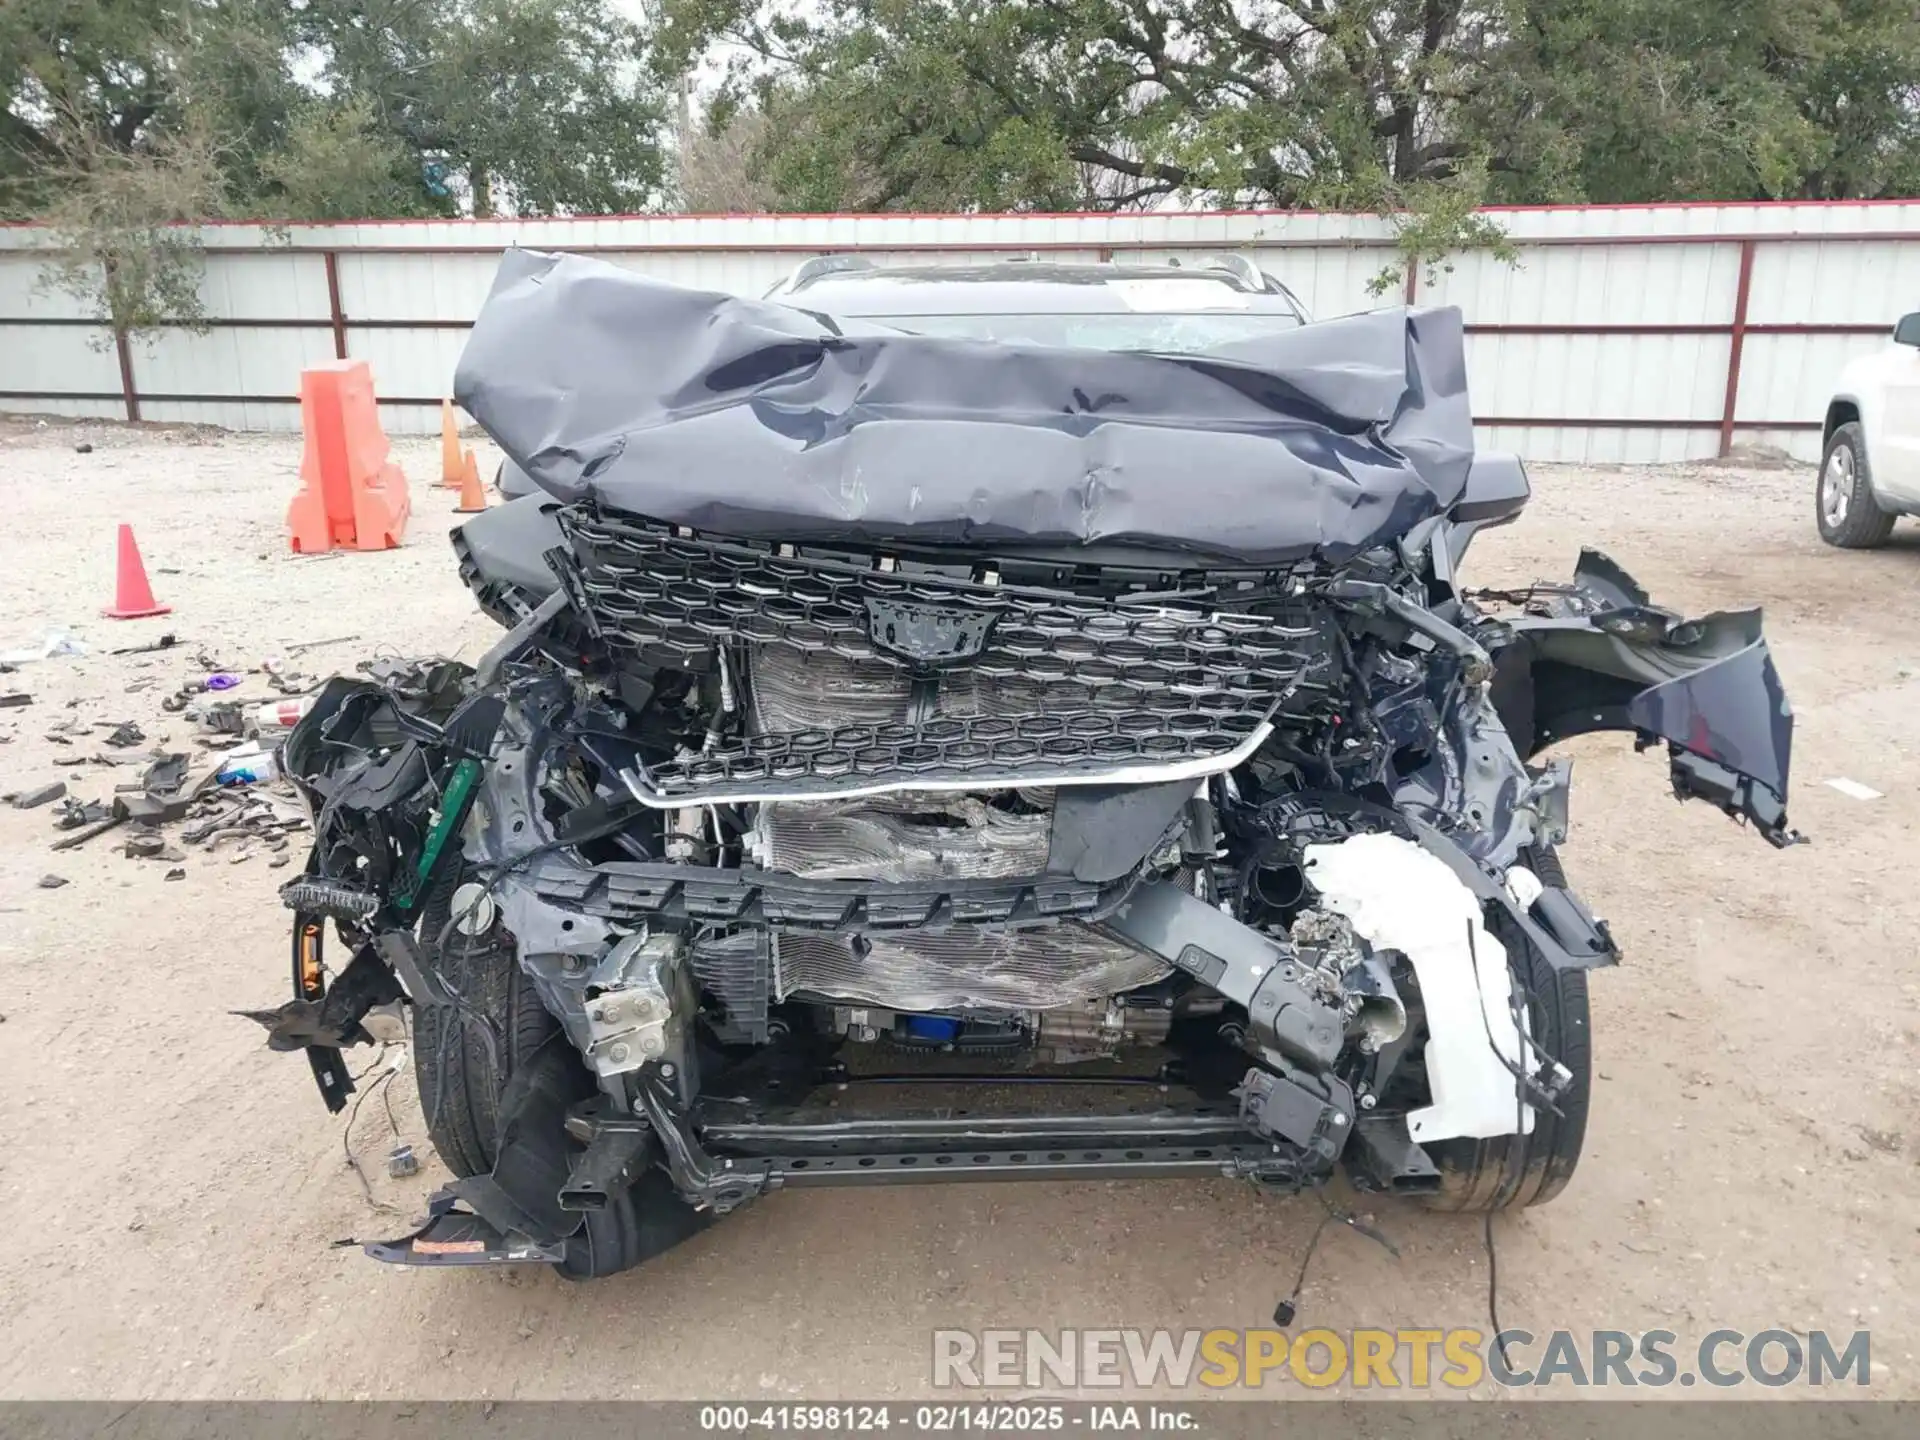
xmin=774 ymin=260 xmax=1307 ymax=318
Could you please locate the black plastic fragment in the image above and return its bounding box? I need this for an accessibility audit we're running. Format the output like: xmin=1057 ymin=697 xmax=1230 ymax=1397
xmin=238 ymin=943 xmax=403 ymax=1052
xmin=1047 ymin=781 xmax=1194 ymax=882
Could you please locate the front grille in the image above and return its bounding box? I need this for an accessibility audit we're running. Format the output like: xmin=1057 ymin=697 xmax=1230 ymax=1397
xmin=561 ymin=508 xmax=1335 ymax=803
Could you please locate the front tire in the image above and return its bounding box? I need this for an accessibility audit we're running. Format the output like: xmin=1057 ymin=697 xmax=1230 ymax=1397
xmin=1817 ymin=422 xmax=1896 ymax=549
xmin=413 ymin=878 xmax=559 ymax=1178
xmin=1422 ymin=846 xmax=1592 ymax=1212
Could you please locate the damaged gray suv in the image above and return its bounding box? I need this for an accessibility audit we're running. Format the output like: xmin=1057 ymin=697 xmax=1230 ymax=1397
xmin=254 ymin=251 xmax=1798 ymax=1279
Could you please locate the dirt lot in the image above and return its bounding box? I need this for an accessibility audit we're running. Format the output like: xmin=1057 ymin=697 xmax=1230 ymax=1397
xmin=0 ymin=416 xmax=1915 ymax=1402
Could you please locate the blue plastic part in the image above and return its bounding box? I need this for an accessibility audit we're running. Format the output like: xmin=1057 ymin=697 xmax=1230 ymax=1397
xmin=902 ymin=1015 xmax=961 ymax=1042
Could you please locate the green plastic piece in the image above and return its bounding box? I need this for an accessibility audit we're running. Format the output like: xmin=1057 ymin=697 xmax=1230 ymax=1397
xmin=393 ymin=758 xmax=481 ymax=913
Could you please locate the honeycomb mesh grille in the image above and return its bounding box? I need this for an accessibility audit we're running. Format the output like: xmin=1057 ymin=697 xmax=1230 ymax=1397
xmin=561 ymin=509 xmax=1335 ymax=800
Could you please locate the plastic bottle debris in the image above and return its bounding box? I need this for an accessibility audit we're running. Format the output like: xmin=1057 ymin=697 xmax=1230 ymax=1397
xmin=216 ymin=743 xmax=283 ymax=786
xmin=248 ymin=696 xmax=316 ymax=735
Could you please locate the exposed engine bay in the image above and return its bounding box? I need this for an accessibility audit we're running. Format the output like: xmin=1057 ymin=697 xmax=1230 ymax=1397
xmin=249 ymin=253 xmax=1798 ymax=1279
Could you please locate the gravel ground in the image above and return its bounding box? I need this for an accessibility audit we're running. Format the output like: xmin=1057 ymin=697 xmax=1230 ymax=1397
xmin=0 ymin=415 xmax=1915 ymax=1401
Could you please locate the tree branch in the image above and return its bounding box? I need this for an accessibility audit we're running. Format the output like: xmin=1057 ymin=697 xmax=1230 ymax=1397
xmin=109 ymin=101 xmax=160 ymax=153
xmin=1067 ymin=142 xmax=1188 ymax=188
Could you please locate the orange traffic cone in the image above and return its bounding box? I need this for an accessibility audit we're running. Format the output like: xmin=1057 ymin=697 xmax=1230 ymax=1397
xmin=102 ymin=524 xmax=172 ymax=619
xmin=453 ymin=449 xmax=488 ymax=513
xmin=439 ymin=399 xmax=462 ymax=488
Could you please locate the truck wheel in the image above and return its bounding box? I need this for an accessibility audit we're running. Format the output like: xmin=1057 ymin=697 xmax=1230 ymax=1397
xmin=1817 ymin=422 xmax=1896 ymax=549
xmin=413 ymin=880 xmax=559 ymax=1178
xmin=1422 ymin=845 xmax=1592 ymax=1212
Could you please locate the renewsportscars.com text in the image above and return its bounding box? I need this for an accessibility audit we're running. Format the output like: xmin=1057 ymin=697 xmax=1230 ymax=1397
xmin=931 ymin=1327 xmax=1872 ymax=1390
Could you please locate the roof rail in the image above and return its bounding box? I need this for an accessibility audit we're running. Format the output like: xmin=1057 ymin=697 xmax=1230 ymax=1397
xmin=1187 ymin=252 xmax=1267 ymax=292
xmin=1187 ymin=251 xmax=1311 ymax=320
xmin=772 ymin=253 xmax=876 ymax=295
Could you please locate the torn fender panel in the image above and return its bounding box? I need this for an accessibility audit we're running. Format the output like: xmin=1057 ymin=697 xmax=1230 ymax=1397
xmin=1487 ymin=551 xmax=1796 ymax=846
xmin=453 ymin=250 xmax=1477 ymax=563
xmin=1626 ymin=633 xmax=1791 ymax=799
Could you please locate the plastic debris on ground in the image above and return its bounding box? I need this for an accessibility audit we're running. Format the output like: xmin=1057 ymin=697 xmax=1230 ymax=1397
xmin=250 ymin=696 xmax=316 ymax=734
xmin=109 ymin=632 xmax=178 ymax=657
xmin=216 ymin=742 xmax=282 ymax=785
xmin=1824 ymin=777 xmax=1883 ymax=801
xmin=24 ymin=641 xmax=315 ymax=877
xmin=53 ymin=797 xmax=110 ymax=829
xmin=0 ymin=631 xmax=89 ymax=665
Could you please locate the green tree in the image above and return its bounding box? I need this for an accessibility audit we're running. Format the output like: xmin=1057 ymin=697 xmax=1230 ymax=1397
xmin=0 ymin=0 xmax=292 ymax=332
xmin=661 ymin=0 xmax=1920 ymax=281
xmin=661 ymin=0 xmax=1543 ymax=279
xmin=2 ymin=0 xmax=668 ymax=331
xmin=258 ymin=96 xmax=425 ymax=221
xmin=1476 ymin=0 xmax=1920 ymax=203
xmin=296 ymin=0 xmax=667 ymax=217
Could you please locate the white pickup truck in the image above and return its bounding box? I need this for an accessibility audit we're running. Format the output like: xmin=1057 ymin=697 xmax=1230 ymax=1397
xmin=1820 ymin=312 xmax=1920 ymax=547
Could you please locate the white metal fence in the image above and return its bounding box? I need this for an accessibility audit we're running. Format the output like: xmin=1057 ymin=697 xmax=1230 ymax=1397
xmin=6 ymin=202 xmax=1920 ymax=462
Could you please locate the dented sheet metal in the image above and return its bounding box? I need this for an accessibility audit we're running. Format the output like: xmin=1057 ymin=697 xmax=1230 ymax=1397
xmin=453 ymin=250 xmax=1476 ymax=563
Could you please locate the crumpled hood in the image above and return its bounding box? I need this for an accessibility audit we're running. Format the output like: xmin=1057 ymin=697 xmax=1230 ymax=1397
xmin=453 ymin=248 xmax=1478 ymax=563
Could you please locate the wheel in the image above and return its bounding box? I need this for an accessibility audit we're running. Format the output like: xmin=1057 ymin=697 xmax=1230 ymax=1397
xmin=1422 ymin=845 xmax=1592 ymax=1212
xmin=1817 ymin=422 xmax=1896 ymax=549
xmin=410 ymin=877 xmax=710 ymax=1279
xmin=413 ymin=877 xmax=559 ymax=1178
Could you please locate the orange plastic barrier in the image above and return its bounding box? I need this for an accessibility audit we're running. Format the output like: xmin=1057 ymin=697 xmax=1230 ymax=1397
xmin=287 ymin=360 xmax=411 ymax=553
